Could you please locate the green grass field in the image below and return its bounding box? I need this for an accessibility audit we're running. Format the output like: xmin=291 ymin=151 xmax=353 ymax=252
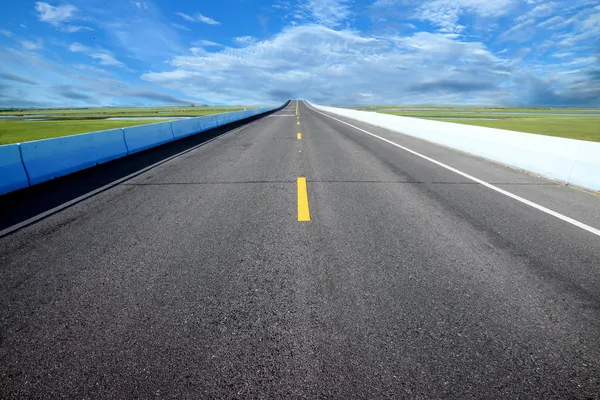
xmin=362 ymin=106 xmax=600 ymax=114
xmin=378 ymin=110 xmax=600 ymax=142
xmin=433 ymin=117 xmax=600 ymax=142
xmin=0 ymin=120 xmax=172 ymax=145
xmin=0 ymin=106 xmax=248 ymax=119
xmin=0 ymin=106 xmax=249 ymax=145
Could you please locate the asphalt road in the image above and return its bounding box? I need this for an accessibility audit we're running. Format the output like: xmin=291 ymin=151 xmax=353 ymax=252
xmin=1 ymin=101 xmax=600 ymax=399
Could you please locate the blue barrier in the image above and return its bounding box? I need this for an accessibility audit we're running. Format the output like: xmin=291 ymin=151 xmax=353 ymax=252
xmin=171 ymin=115 xmax=215 ymax=139
xmin=214 ymin=113 xmax=226 ymax=127
xmin=20 ymin=128 xmax=128 ymax=185
xmin=0 ymin=144 xmax=30 ymax=195
xmin=123 ymin=122 xmax=175 ymax=154
xmin=1 ymin=104 xmax=283 ymax=196
xmin=198 ymin=115 xmax=218 ymax=132
xmin=170 ymin=108 xmax=271 ymax=139
xmin=94 ymin=128 xmax=128 ymax=164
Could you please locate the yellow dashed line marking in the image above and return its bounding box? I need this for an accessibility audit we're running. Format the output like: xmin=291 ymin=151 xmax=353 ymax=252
xmin=297 ymin=133 xmax=302 ymax=140
xmin=297 ymin=177 xmax=311 ymax=222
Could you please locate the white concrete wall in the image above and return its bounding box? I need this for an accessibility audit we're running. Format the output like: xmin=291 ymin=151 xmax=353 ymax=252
xmin=309 ymin=103 xmax=600 ymax=192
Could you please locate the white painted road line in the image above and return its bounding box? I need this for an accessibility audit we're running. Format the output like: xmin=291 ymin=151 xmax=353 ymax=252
xmin=305 ymin=102 xmax=600 ymax=238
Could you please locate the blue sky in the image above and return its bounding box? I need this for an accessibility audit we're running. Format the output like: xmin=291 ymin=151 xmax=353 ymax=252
xmin=0 ymin=0 xmax=598 ymax=107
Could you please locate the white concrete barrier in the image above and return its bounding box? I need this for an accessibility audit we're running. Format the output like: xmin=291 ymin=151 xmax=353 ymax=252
xmin=309 ymin=103 xmax=600 ymax=192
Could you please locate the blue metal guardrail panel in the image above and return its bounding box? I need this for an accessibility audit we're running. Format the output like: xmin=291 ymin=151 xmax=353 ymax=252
xmin=0 ymin=144 xmax=30 ymax=195
xmin=171 ymin=115 xmax=217 ymax=139
xmin=1 ymin=104 xmax=282 ymax=195
xmin=123 ymin=122 xmax=175 ymax=154
xmin=20 ymin=128 xmax=127 ymax=185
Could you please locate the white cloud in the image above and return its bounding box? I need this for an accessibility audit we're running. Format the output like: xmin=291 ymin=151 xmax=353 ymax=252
xmin=20 ymin=39 xmax=43 ymax=51
xmin=63 ymin=25 xmax=94 ymax=33
xmin=171 ymin=23 xmax=190 ymax=31
xmin=528 ymin=2 xmax=557 ymax=18
xmin=552 ymin=52 xmax=575 ymax=59
xmin=141 ymin=25 xmax=513 ymax=105
xmin=196 ymin=13 xmax=220 ymax=25
xmin=371 ymin=0 xmax=399 ymax=7
xmin=515 ymin=1 xmax=557 ymax=23
xmin=565 ymin=56 xmax=596 ymax=66
xmin=175 ymin=11 xmax=220 ymax=25
xmin=68 ymin=42 xmax=126 ymax=68
xmin=432 ymin=0 xmax=515 ymax=17
xmin=538 ymin=16 xmax=563 ymax=28
xmin=20 ymin=24 xmax=27 ymax=29
xmin=73 ymin=64 xmax=110 ymax=74
xmin=3 ymin=0 xmax=597 ymax=108
xmin=90 ymin=51 xmax=123 ymax=66
xmin=304 ymin=0 xmax=353 ymax=27
xmin=35 ymin=2 xmax=76 ymax=26
xmin=69 ymin=42 xmax=90 ymax=52
xmin=196 ymin=40 xmax=221 ymax=47
xmin=582 ymin=12 xmax=600 ymax=29
xmin=500 ymin=18 xmax=536 ymax=42
xmin=175 ymin=12 xmax=196 ymax=22
xmin=34 ymin=2 xmax=91 ymax=32
xmin=235 ymin=36 xmax=257 ymax=45
xmin=0 ymin=72 xmax=37 ymax=84
xmin=0 ymin=29 xmax=14 ymax=37
xmin=414 ymin=0 xmax=517 ymax=33
xmin=553 ymin=10 xmax=600 ymax=47
xmin=0 ymin=48 xmax=188 ymax=107
xmin=101 ymin=14 xmax=185 ymax=63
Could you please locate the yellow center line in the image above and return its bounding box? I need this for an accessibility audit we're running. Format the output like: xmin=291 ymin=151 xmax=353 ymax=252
xmin=297 ymin=177 xmax=311 ymax=222
xmin=297 ymin=133 xmax=302 ymax=140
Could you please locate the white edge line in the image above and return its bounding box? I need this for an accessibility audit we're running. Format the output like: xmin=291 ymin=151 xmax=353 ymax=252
xmin=303 ymin=101 xmax=600 ymax=238
xmin=0 ymin=116 xmax=271 ymax=239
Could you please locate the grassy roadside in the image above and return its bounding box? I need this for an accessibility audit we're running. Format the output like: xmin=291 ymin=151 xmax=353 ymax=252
xmin=381 ymin=112 xmax=600 ymax=118
xmin=0 ymin=119 xmax=171 ymax=145
xmin=0 ymin=106 xmax=250 ymax=145
xmin=432 ymin=117 xmax=600 ymax=142
xmin=362 ymin=106 xmax=600 ymax=114
xmin=378 ymin=111 xmax=600 ymax=142
xmin=0 ymin=106 xmax=248 ymax=119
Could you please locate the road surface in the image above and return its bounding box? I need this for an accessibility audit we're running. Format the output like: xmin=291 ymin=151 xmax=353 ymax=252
xmin=1 ymin=101 xmax=600 ymax=398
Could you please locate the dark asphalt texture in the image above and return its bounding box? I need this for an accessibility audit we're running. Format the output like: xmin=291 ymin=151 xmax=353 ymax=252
xmin=1 ymin=101 xmax=600 ymax=399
